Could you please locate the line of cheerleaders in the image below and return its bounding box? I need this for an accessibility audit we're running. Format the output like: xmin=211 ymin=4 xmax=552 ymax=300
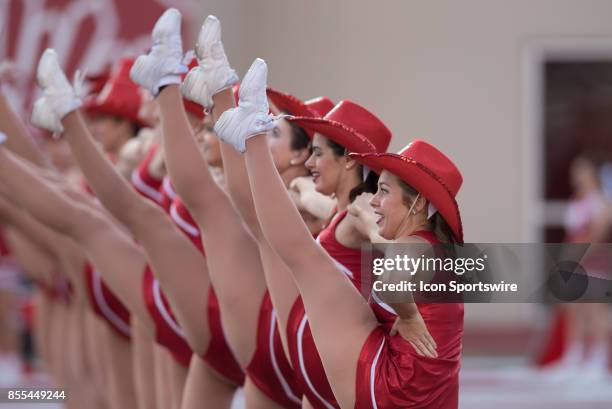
xmin=0 ymin=9 xmax=464 ymax=409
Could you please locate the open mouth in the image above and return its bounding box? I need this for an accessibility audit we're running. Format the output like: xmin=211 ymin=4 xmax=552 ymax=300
xmin=311 ymin=171 xmax=320 ymax=182
xmin=375 ymin=211 xmax=385 ymax=225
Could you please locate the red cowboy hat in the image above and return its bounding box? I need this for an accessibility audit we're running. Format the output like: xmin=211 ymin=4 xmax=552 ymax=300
xmin=266 ymin=88 xmax=334 ymax=138
xmin=85 ymin=67 xmax=111 ymax=96
xmin=305 ymin=96 xmax=334 ymax=117
xmin=182 ymin=57 xmax=205 ymax=120
xmin=288 ymin=100 xmax=391 ymax=154
xmin=349 ymin=140 xmax=464 ymax=243
xmin=267 ymin=88 xmax=334 ymax=118
xmin=267 ymin=87 xmax=315 ymax=118
xmin=84 ymin=58 xmax=149 ymax=127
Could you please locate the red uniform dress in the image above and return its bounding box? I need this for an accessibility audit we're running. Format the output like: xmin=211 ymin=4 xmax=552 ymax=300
xmin=160 ymin=176 xmax=177 ymax=213
xmin=131 ymin=152 xmax=193 ymax=365
xmin=83 ymin=263 xmax=131 ymax=339
xmin=168 ymin=196 xmax=245 ymax=385
xmin=356 ymin=231 xmax=464 ymax=409
xmin=162 ymin=172 xmax=300 ymax=399
xmin=246 ymin=291 xmax=304 ymax=408
xmin=130 ymin=142 xmax=164 ymax=206
xmin=79 ymin=162 xmax=132 ymax=340
xmin=132 ymin=148 xmax=245 ymax=385
xmin=286 ymin=210 xmax=366 ymax=409
xmin=133 ymin=152 xmax=244 ymax=383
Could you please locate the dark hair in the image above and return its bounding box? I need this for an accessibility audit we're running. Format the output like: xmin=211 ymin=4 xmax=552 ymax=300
xmin=325 ymin=139 xmax=378 ymax=202
xmin=397 ymin=179 xmax=456 ymax=244
xmin=288 ymin=121 xmax=309 ymax=151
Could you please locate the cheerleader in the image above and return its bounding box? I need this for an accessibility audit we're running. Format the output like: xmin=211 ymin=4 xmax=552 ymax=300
xmin=0 ymin=87 xmax=124 ymax=408
xmin=131 ymin=11 xmax=303 ymax=407
xmin=28 ymin=42 xmax=246 ymax=409
xmin=216 ymin=59 xmax=464 ymax=408
xmin=545 ymin=155 xmax=612 ymax=380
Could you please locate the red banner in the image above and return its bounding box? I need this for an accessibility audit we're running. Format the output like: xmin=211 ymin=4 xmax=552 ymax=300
xmin=1 ymin=0 xmax=195 ymax=114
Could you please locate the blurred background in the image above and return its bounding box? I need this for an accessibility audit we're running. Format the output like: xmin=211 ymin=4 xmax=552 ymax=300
xmin=1 ymin=0 xmax=612 ymax=408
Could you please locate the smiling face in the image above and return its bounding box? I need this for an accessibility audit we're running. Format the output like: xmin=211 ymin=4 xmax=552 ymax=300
xmin=304 ymin=133 xmax=347 ymax=195
xmin=369 ymin=170 xmax=427 ymax=240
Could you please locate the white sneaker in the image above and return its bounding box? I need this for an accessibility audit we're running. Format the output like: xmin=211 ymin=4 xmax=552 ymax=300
xmin=31 ymin=49 xmax=81 ymax=133
xmin=32 ymin=97 xmax=63 ymax=133
xmin=181 ymin=15 xmax=238 ymax=109
xmin=214 ymin=58 xmax=274 ymax=153
xmin=130 ymin=8 xmax=187 ymax=96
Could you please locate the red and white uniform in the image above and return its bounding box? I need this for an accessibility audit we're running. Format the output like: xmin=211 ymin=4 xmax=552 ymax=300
xmin=83 ymin=263 xmax=131 ymax=339
xmin=141 ymin=265 xmax=193 ymax=366
xmin=80 ymin=160 xmax=132 ymax=339
xmin=168 ymin=196 xmax=245 ymax=385
xmin=130 ymin=142 xmax=164 ymax=205
xmin=132 ymin=153 xmax=244 ymax=382
xmin=144 ymin=165 xmax=301 ymax=396
xmin=160 ymin=176 xmax=177 ymax=213
xmin=357 ymin=231 xmax=463 ymax=409
xmin=286 ymin=210 xmax=366 ymax=409
xmin=246 ymin=291 xmax=304 ymax=408
xmin=131 ymin=152 xmax=193 ymax=365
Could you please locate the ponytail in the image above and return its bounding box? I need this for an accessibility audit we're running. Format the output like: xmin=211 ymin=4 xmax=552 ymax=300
xmin=349 ymin=170 xmax=378 ymax=202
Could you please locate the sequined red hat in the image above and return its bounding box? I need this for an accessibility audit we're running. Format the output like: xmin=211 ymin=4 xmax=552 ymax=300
xmin=350 ymin=140 xmax=464 ymax=243
xmin=267 ymin=88 xmax=334 ymax=138
xmin=267 ymin=87 xmax=333 ymax=118
xmin=84 ymin=58 xmax=149 ymax=127
xmin=288 ymin=100 xmax=391 ymax=154
xmin=304 ymin=96 xmax=334 ymax=117
xmin=85 ymin=67 xmax=111 ymax=95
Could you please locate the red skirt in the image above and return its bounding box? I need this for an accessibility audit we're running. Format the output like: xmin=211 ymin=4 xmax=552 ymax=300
xmin=246 ymin=291 xmax=302 ymax=408
xmin=83 ymin=263 xmax=131 ymax=340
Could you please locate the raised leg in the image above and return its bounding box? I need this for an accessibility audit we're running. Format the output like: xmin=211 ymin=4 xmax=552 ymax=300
xmin=158 ymin=84 xmax=265 ymax=366
xmin=180 ymin=355 xmax=237 ymax=409
xmin=0 ymin=147 xmax=154 ymax=334
xmin=61 ymin=110 xmax=212 ymax=355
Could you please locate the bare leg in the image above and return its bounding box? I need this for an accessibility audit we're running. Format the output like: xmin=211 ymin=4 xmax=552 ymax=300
xmin=584 ymin=303 xmax=610 ymax=371
xmin=243 ymin=377 xmax=288 ymax=409
xmin=102 ymin=328 xmax=138 ymax=409
xmin=0 ymin=90 xmax=50 ymax=168
xmin=180 ymin=355 xmax=237 ymax=409
xmin=83 ymin=310 xmax=109 ymax=409
xmin=215 ymin=99 xmax=301 ymax=355
xmin=154 ymin=345 xmax=172 ymax=409
xmin=165 ymin=353 xmax=188 ymax=409
xmin=61 ymin=111 xmax=211 ymax=355
xmin=63 ymin=305 xmax=90 ymax=409
xmin=0 ymin=147 xmax=153 ymax=333
xmin=302 ymin=397 xmax=315 ymax=409
xmin=132 ymin=319 xmax=157 ymax=409
xmin=245 ymin=135 xmax=376 ymax=408
xmin=159 ymin=84 xmax=265 ymax=365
